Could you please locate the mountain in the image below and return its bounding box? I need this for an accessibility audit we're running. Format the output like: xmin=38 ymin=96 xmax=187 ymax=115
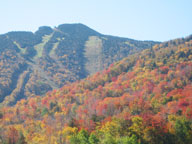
xmin=0 ymin=35 xmax=192 ymax=144
xmin=0 ymin=23 xmax=158 ymax=106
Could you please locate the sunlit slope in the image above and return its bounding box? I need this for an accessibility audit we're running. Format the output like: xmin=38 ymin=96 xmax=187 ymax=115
xmin=0 ymin=35 xmax=192 ymax=143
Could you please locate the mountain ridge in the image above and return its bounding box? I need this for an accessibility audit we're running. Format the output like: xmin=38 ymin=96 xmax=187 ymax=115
xmin=0 ymin=23 xmax=159 ymax=106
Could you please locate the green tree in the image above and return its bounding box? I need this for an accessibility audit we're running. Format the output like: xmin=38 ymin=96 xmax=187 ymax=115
xmin=41 ymin=107 xmax=49 ymax=116
xmin=102 ymin=133 xmax=116 ymax=144
xmin=117 ymin=135 xmax=139 ymax=144
xmin=70 ymin=129 xmax=90 ymax=144
xmin=89 ymin=133 xmax=99 ymax=144
xmin=174 ymin=118 xmax=192 ymax=144
xmin=78 ymin=129 xmax=90 ymax=144
xmin=70 ymin=135 xmax=80 ymax=144
xmin=129 ymin=116 xmax=144 ymax=142
xmin=16 ymin=131 xmax=27 ymax=144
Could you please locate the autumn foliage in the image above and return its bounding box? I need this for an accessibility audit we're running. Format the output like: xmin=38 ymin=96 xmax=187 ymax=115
xmin=0 ymin=35 xmax=192 ymax=143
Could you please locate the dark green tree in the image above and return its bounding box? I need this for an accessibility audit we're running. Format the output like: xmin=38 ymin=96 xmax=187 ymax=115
xmin=89 ymin=133 xmax=99 ymax=144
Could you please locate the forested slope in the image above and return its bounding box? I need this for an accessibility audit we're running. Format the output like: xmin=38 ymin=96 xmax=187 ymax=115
xmin=0 ymin=23 xmax=158 ymax=106
xmin=0 ymin=35 xmax=192 ymax=143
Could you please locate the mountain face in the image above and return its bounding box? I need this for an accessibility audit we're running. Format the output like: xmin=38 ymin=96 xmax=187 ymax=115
xmin=0 ymin=35 xmax=192 ymax=144
xmin=0 ymin=23 xmax=158 ymax=105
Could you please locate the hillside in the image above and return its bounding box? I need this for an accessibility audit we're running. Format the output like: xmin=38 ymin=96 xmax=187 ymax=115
xmin=0 ymin=35 xmax=192 ymax=143
xmin=0 ymin=23 xmax=158 ymax=106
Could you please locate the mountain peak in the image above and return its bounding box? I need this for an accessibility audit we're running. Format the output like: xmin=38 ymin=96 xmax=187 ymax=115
xmin=35 ymin=26 xmax=53 ymax=37
xmin=57 ymin=23 xmax=100 ymax=36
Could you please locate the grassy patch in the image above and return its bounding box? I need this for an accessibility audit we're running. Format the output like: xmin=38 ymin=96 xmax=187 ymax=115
xmin=34 ymin=34 xmax=53 ymax=59
xmin=13 ymin=41 xmax=26 ymax=54
xmin=84 ymin=36 xmax=103 ymax=74
xmin=124 ymin=41 xmax=135 ymax=47
xmin=50 ymin=42 xmax=59 ymax=57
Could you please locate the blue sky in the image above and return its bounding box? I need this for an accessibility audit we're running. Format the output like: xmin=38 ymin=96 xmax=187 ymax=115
xmin=0 ymin=0 xmax=191 ymax=41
